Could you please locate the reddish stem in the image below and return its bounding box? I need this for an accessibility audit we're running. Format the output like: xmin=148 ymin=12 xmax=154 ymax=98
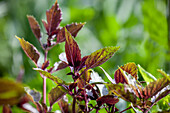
xmin=43 ymin=50 xmax=48 ymax=104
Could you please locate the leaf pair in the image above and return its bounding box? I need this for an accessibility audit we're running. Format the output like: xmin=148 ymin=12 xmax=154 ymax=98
xmin=27 ymin=0 xmax=85 ymax=48
xmin=64 ymin=28 xmax=120 ymax=72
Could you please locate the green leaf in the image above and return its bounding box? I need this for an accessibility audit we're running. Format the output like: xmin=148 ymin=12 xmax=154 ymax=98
xmin=27 ymin=15 xmax=41 ymax=41
xmin=65 ymin=28 xmax=81 ymax=69
xmin=48 ymin=86 xmax=66 ymax=107
xmin=16 ymin=36 xmax=40 ymax=64
xmin=33 ymin=68 xmax=64 ymax=85
xmin=138 ymin=64 xmax=157 ymax=83
xmin=143 ymin=77 xmax=170 ymax=100
xmin=106 ymin=83 xmax=136 ymax=104
xmin=85 ymin=46 xmax=120 ymax=69
xmin=0 ymin=79 xmax=25 ymax=105
xmin=114 ymin=62 xmax=138 ymax=84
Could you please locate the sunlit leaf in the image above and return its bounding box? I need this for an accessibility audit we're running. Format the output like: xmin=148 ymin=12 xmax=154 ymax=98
xmin=27 ymin=15 xmax=41 ymax=41
xmin=85 ymin=46 xmax=120 ymax=69
xmin=143 ymin=77 xmax=170 ymax=100
xmin=96 ymin=95 xmax=119 ymax=106
xmin=65 ymin=28 xmax=81 ymax=69
xmin=114 ymin=63 xmax=138 ymax=84
xmin=0 ymin=79 xmax=25 ymax=105
xmin=16 ymin=36 xmax=40 ymax=64
xmin=106 ymin=83 xmax=137 ymax=104
xmin=48 ymin=86 xmax=66 ymax=107
xmin=138 ymin=64 xmax=157 ymax=83
xmin=56 ymin=23 xmax=85 ymax=43
xmin=46 ymin=0 xmax=62 ymax=35
xmin=33 ymin=68 xmax=64 ymax=84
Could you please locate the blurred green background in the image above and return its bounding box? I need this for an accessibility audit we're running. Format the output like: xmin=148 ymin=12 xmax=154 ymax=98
xmin=0 ymin=0 xmax=169 ymax=112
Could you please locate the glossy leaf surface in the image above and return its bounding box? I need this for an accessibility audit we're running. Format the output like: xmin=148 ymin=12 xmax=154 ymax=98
xmin=16 ymin=36 xmax=40 ymax=64
xmin=27 ymin=15 xmax=41 ymax=40
xmin=0 ymin=79 xmax=25 ymax=105
xmin=65 ymin=28 xmax=81 ymax=68
xmin=85 ymin=46 xmax=120 ymax=69
xmin=48 ymin=86 xmax=66 ymax=107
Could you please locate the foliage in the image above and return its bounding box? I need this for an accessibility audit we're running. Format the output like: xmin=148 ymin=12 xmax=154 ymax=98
xmin=0 ymin=0 xmax=169 ymax=113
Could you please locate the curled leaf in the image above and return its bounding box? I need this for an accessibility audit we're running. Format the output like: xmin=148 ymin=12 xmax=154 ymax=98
xmin=85 ymin=46 xmax=120 ymax=69
xmin=114 ymin=62 xmax=138 ymax=84
xmin=27 ymin=15 xmax=41 ymax=41
xmin=16 ymin=36 xmax=40 ymax=64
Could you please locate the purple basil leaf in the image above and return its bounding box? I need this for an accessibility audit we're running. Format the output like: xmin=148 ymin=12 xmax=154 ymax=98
xmin=27 ymin=15 xmax=41 ymax=41
xmin=46 ymin=0 xmax=62 ymax=36
xmin=56 ymin=23 xmax=85 ymax=43
xmin=41 ymin=60 xmax=50 ymax=70
xmin=65 ymin=28 xmax=81 ymax=69
xmin=85 ymin=46 xmax=120 ymax=69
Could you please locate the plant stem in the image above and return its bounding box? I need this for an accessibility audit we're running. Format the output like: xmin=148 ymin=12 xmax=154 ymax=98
xmin=43 ymin=50 xmax=48 ymax=104
xmin=73 ymin=87 xmax=76 ymax=113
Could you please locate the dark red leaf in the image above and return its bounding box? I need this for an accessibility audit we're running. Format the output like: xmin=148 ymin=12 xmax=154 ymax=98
xmin=27 ymin=15 xmax=41 ymax=40
xmin=56 ymin=23 xmax=85 ymax=43
xmin=85 ymin=47 xmax=120 ymax=69
xmin=46 ymin=0 xmax=62 ymax=35
xmin=65 ymin=28 xmax=81 ymax=68
xmin=58 ymin=98 xmax=69 ymax=113
xmin=114 ymin=62 xmax=138 ymax=84
xmin=97 ymin=95 xmax=119 ymax=107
